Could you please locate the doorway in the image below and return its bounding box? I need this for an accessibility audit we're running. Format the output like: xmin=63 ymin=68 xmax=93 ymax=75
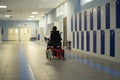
xmin=8 ymin=28 xmax=31 ymax=41
xmin=63 ymin=17 xmax=67 ymax=47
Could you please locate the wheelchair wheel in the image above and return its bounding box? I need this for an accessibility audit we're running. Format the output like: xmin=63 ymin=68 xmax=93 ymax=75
xmin=46 ymin=49 xmax=52 ymax=59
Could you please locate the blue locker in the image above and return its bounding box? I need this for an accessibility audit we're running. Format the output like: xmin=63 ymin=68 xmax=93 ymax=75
xmin=101 ymin=31 xmax=105 ymax=55
xmin=79 ymin=13 xmax=82 ymax=31
xmin=77 ymin=32 xmax=79 ymax=49
xmin=106 ymin=3 xmax=110 ymax=29
xmin=90 ymin=9 xmax=93 ymax=30
xmin=86 ymin=31 xmax=90 ymax=51
xmin=93 ymin=31 xmax=97 ymax=53
xmin=73 ymin=32 xmax=75 ymax=48
xmin=75 ymin=14 xmax=77 ymax=31
xmin=110 ymin=30 xmax=115 ymax=57
xmin=81 ymin=32 xmax=84 ymax=50
xmin=84 ymin=11 xmax=87 ymax=30
xmin=116 ymin=0 xmax=120 ymax=28
xmin=97 ymin=6 xmax=101 ymax=30
xmin=71 ymin=16 xmax=73 ymax=31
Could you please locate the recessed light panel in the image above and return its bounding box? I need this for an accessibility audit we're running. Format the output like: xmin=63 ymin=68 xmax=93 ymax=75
xmin=0 ymin=6 xmax=7 ymax=8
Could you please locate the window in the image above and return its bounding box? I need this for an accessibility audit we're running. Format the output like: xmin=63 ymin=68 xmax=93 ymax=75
xmin=80 ymin=0 xmax=93 ymax=5
xmin=56 ymin=3 xmax=66 ymax=17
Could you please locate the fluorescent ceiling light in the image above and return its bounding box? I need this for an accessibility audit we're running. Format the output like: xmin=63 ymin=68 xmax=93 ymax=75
xmin=28 ymin=18 xmax=32 ymax=20
xmin=30 ymin=16 xmax=35 ymax=18
xmin=0 ymin=6 xmax=7 ymax=8
xmin=32 ymin=12 xmax=38 ymax=14
xmin=5 ymin=15 xmax=11 ymax=17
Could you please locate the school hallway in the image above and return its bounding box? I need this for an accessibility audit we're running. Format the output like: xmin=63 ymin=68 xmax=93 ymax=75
xmin=0 ymin=41 xmax=120 ymax=80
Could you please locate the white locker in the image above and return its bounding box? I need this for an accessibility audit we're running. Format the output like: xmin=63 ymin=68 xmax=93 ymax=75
xmin=110 ymin=0 xmax=116 ymax=29
xmin=93 ymin=8 xmax=97 ymax=30
xmin=84 ymin=31 xmax=86 ymax=52
xmin=115 ymin=29 xmax=120 ymax=59
xmin=105 ymin=30 xmax=110 ymax=56
xmin=73 ymin=15 xmax=75 ymax=32
xmin=90 ymin=31 xmax=93 ymax=53
xmin=87 ymin=9 xmax=90 ymax=31
xmin=97 ymin=30 xmax=101 ymax=54
xmin=101 ymin=4 xmax=106 ymax=30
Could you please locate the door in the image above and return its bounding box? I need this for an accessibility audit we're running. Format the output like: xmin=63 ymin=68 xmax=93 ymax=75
xmin=63 ymin=17 xmax=67 ymax=46
xmin=20 ymin=28 xmax=31 ymax=41
xmin=8 ymin=28 xmax=19 ymax=41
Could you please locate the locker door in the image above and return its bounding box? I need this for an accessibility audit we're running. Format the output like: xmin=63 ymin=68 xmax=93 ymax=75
xmin=116 ymin=0 xmax=120 ymax=28
xmin=73 ymin=15 xmax=75 ymax=31
xmin=97 ymin=31 xmax=101 ymax=54
xmin=106 ymin=3 xmax=110 ymax=29
xmin=77 ymin=32 xmax=79 ymax=49
xmin=71 ymin=16 xmax=73 ymax=31
xmin=90 ymin=9 xmax=93 ymax=30
xmin=97 ymin=6 xmax=101 ymax=30
xmin=75 ymin=14 xmax=77 ymax=31
xmin=86 ymin=31 xmax=90 ymax=51
xmin=82 ymin=12 xmax=84 ymax=31
xmin=81 ymin=32 xmax=84 ymax=50
xmin=73 ymin=32 xmax=75 ymax=48
xmin=101 ymin=31 xmax=105 ymax=55
xmin=79 ymin=13 xmax=82 ymax=31
xmin=84 ymin=11 xmax=87 ymax=30
xmin=79 ymin=32 xmax=81 ymax=50
xmin=110 ymin=30 xmax=115 ymax=57
xmin=93 ymin=31 xmax=97 ymax=53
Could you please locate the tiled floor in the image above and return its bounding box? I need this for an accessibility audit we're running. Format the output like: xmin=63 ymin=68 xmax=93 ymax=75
xmin=0 ymin=41 xmax=120 ymax=80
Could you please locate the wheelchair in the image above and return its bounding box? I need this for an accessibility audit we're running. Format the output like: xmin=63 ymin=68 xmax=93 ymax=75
xmin=46 ymin=41 xmax=65 ymax=60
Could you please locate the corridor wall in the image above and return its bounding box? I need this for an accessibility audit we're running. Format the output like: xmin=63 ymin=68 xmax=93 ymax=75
xmin=0 ymin=20 xmax=39 ymax=40
xmin=71 ymin=0 xmax=120 ymax=61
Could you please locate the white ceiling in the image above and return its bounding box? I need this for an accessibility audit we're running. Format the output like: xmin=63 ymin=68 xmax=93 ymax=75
xmin=0 ymin=0 xmax=66 ymax=20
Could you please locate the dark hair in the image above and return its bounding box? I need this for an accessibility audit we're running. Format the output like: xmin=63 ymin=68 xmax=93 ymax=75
xmin=52 ymin=26 xmax=57 ymax=31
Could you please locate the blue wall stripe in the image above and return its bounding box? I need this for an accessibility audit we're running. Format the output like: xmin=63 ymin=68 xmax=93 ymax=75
xmin=84 ymin=11 xmax=87 ymax=30
xmin=71 ymin=16 xmax=73 ymax=31
xmin=75 ymin=14 xmax=77 ymax=31
xmin=116 ymin=0 xmax=120 ymax=28
xmin=81 ymin=32 xmax=84 ymax=50
xmin=90 ymin=9 xmax=93 ymax=30
xmin=97 ymin=6 xmax=101 ymax=30
xmin=19 ymin=43 xmax=35 ymax=80
xmin=73 ymin=32 xmax=75 ymax=48
xmin=101 ymin=31 xmax=105 ymax=55
xmin=106 ymin=3 xmax=110 ymax=29
xmin=65 ymin=53 xmax=120 ymax=78
xmin=79 ymin=13 xmax=82 ymax=31
xmin=93 ymin=31 xmax=97 ymax=53
xmin=110 ymin=30 xmax=115 ymax=57
xmin=77 ymin=32 xmax=79 ymax=49
xmin=86 ymin=31 xmax=90 ymax=51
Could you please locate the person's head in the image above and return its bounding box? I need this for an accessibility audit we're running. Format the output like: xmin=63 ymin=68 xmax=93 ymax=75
xmin=52 ymin=26 xmax=57 ymax=31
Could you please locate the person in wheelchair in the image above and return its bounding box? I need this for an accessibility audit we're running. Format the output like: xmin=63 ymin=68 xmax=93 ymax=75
xmin=49 ymin=26 xmax=62 ymax=49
